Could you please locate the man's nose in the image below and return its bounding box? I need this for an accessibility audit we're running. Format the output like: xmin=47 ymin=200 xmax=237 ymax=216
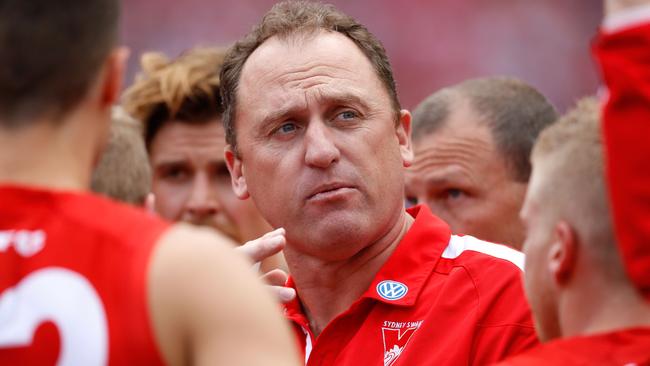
xmin=185 ymin=173 xmax=219 ymax=219
xmin=304 ymin=120 xmax=340 ymax=169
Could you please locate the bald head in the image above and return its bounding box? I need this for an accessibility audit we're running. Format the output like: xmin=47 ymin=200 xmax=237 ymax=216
xmin=412 ymin=77 xmax=558 ymax=182
xmin=406 ymin=77 xmax=557 ymax=248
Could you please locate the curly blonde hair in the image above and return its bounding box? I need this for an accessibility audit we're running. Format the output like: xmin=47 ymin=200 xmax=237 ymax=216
xmin=122 ymin=47 xmax=227 ymax=149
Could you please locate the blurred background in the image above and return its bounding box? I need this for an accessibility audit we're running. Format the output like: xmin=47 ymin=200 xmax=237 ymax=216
xmin=121 ymin=0 xmax=602 ymax=113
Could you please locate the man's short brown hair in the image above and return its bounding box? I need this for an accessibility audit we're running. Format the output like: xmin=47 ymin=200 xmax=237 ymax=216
xmin=0 ymin=0 xmax=119 ymax=126
xmin=412 ymin=77 xmax=558 ymax=182
xmin=220 ymin=0 xmax=401 ymax=154
xmin=91 ymin=107 xmax=151 ymax=205
xmin=122 ymin=47 xmax=227 ymax=150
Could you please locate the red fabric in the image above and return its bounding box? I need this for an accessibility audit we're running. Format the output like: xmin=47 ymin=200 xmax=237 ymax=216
xmin=594 ymin=23 xmax=650 ymax=301
xmin=284 ymin=205 xmax=538 ymax=365
xmin=0 ymin=185 xmax=169 ymax=365
xmin=495 ymin=327 xmax=650 ymax=365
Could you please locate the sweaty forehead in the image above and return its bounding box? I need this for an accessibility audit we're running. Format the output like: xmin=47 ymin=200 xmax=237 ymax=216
xmin=238 ymin=31 xmax=386 ymax=110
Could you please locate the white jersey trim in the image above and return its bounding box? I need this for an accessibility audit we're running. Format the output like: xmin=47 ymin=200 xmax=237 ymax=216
xmin=302 ymin=326 xmax=313 ymax=365
xmin=603 ymin=4 xmax=650 ymax=33
xmin=442 ymin=235 xmax=525 ymax=271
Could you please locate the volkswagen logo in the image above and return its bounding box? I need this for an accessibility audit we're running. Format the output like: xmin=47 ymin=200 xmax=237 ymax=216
xmin=376 ymin=280 xmax=408 ymax=301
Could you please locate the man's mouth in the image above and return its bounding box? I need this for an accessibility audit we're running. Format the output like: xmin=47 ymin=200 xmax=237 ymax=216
xmin=307 ymin=182 xmax=356 ymax=201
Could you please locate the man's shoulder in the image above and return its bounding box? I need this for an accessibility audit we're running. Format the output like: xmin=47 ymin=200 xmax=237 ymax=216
xmin=438 ymin=234 xmax=524 ymax=274
xmin=434 ymin=235 xmax=532 ymax=328
xmin=497 ymin=328 xmax=650 ymax=365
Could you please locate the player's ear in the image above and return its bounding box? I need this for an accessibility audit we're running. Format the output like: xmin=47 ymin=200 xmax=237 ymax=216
xmin=225 ymin=145 xmax=250 ymax=199
xmin=397 ymin=109 xmax=414 ymax=168
xmin=101 ymin=47 xmax=129 ymax=108
xmin=548 ymin=221 xmax=577 ymax=285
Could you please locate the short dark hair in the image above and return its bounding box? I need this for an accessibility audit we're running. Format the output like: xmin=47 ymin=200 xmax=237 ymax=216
xmin=412 ymin=77 xmax=558 ymax=182
xmin=122 ymin=47 xmax=226 ymax=151
xmin=0 ymin=0 xmax=119 ymax=126
xmin=220 ymin=0 xmax=400 ymax=154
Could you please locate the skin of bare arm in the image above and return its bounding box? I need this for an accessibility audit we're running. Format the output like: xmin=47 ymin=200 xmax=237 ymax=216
xmin=148 ymin=223 xmax=301 ymax=366
xmin=605 ymin=0 xmax=650 ymax=14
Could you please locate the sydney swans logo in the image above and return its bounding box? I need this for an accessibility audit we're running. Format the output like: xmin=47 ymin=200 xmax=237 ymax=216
xmin=382 ymin=320 xmax=423 ymax=366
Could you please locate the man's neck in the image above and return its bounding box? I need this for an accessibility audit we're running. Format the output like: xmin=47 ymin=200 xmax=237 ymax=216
xmin=0 ymin=117 xmax=96 ymax=191
xmin=286 ymin=211 xmax=414 ymax=337
xmin=561 ymin=277 xmax=650 ymax=338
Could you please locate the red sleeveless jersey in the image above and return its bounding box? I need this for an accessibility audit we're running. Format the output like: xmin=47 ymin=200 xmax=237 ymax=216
xmin=0 ymin=185 xmax=170 ymax=365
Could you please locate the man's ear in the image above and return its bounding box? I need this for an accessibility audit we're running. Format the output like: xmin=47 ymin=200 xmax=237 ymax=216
xmin=396 ymin=109 xmax=414 ymax=168
xmin=548 ymin=221 xmax=578 ymax=285
xmin=225 ymin=145 xmax=250 ymax=199
xmin=101 ymin=47 xmax=129 ymax=108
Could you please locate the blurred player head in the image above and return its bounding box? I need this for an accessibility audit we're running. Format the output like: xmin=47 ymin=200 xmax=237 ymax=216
xmin=406 ymin=77 xmax=557 ymax=249
xmin=0 ymin=0 xmax=124 ymax=180
xmin=91 ymin=106 xmax=151 ymax=205
xmin=521 ymin=97 xmax=648 ymax=341
xmin=123 ymin=48 xmax=271 ymax=243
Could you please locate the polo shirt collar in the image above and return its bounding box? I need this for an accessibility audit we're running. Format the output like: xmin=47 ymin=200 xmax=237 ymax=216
xmin=360 ymin=205 xmax=450 ymax=306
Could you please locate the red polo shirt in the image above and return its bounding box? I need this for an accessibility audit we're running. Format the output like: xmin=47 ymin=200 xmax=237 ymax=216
xmin=284 ymin=205 xmax=538 ymax=365
xmin=494 ymin=328 xmax=650 ymax=365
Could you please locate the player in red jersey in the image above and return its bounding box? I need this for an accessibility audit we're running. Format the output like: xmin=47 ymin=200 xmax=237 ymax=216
xmin=496 ymin=101 xmax=650 ymax=365
xmin=0 ymin=0 xmax=300 ymax=365
xmin=596 ymin=0 xmax=650 ymax=302
xmin=220 ymin=1 xmax=538 ymax=364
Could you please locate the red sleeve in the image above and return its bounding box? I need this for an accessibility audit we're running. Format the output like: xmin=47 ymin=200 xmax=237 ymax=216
xmin=471 ymin=323 xmax=539 ymax=365
xmin=464 ymin=253 xmax=539 ymax=364
xmin=594 ymin=23 xmax=650 ymax=300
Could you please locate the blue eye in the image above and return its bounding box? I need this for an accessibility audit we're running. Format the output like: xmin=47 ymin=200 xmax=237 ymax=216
xmin=339 ymin=111 xmax=357 ymax=120
xmin=277 ymin=123 xmax=297 ymax=134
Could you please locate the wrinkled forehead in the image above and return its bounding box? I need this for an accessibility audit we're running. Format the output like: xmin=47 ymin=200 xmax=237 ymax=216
xmin=411 ymin=123 xmax=499 ymax=171
xmin=237 ymin=31 xmax=387 ymax=107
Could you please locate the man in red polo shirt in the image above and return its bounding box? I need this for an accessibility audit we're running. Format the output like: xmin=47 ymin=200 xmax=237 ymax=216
xmin=0 ymin=0 xmax=300 ymax=364
xmin=496 ymin=3 xmax=650 ymax=360
xmin=221 ymin=1 xmax=538 ymax=364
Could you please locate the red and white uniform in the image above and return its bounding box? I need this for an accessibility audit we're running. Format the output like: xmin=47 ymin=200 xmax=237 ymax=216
xmin=595 ymin=6 xmax=650 ymax=300
xmin=284 ymin=205 xmax=538 ymax=366
xmin=494 ymin=328 xmax=650 ymax=365
xmin=0 ymin=185 xmax=169 ymax=365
